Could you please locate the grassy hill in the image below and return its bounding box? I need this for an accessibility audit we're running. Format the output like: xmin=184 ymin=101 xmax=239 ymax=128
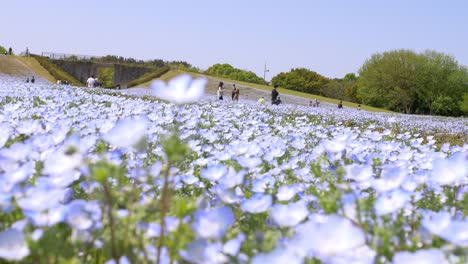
xmin=136 ymin=70 xmax=393 ymax=113
xmin=0 ymin=55 xmax=56 ymax=83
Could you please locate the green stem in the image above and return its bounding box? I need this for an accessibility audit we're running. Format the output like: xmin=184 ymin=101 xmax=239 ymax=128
xmin=103 ymin=183 xmax=119 ymax=264
xmin=157 ymin=164 xmax=172 ymax=264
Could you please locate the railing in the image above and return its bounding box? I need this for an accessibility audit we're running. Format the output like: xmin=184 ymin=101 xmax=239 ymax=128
xmin=41 ymin=52 xmax=101 ymax=60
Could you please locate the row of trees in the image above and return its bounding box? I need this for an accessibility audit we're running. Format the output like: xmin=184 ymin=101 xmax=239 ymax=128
xmin=269 ymin=50 xmax=468 ymax=116
xmin=205 ymin=64 xmax=265 ymax=84
xmin=63 ymin=54 xmax=194 ymax=70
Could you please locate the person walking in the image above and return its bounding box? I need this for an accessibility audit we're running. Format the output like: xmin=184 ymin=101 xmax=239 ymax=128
xmin=31 ymin=76 xmax=35 ymax=83
xmin=234 ymin=85 xmax=240 ymax=102
xmin=217 ymin=82 xmax=224 ymax=100
xmin=231 ymin=84 xmax=237 ymax=101
xmin=87 ymin=75 xmax=96 ymax=88
xmin=338 ymin=100 xmax=343 ymax=109
xmin=271 ymin=85 xmax=279 ymax=104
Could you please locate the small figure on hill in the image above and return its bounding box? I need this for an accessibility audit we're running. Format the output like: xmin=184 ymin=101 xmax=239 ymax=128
xmin=338 ymin=100 xmax=343 ymax=109
xmin=271 ymin=85 xmax=279 ymax=104
xmin=258 ymin=97 xmax=265 ymax=104
xmin=315 ymin=99 xmax=320 ymax=107
xmin=25 ymin=47 xmax=29 ymax=56
xmin=116 ymin=84 xmax=121 ymax=90
xmin=308 ymin=100 xmax=313 ymax=107
xmin=57 ymin=80 xmax=62 ymax=85
xmin=231 ymin=84 xmax=237 ymax=101
xmin=217 ymin=82 xmax=224 ymax=100
xmin=87 ymin=75 xmax=95 ymax=88
xmin=357 ymin=104 xmax=361 ymax=110
xmin=234 ymin=85 xmax=240 ymax=102
xmin=26 ymin=78 xmax=29 ymax=83
xmin=8 ymin=47 xmax=12 ymax=55
xmin=31 ymin=76 xmax=35 ymax=83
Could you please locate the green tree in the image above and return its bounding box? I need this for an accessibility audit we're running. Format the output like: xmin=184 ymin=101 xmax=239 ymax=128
xmin=358 ymin=50 xmax=420 ymax=113
xmin=206 ymin=64 xmax=265 ymax=84
xmin=460 ymin=93 xmax=468 ymax=115
xmin=343 ymin=73 xmax=360 ymax=102
xmin=0 ymin=45 xmax=6 ymax=54
xmin=271 ymin=68 xmax=329 ymax=95
xmin=416 ymin=51 xmax=467 ymax=115
xmin=358 ymin=49 xmax=468 ymax=115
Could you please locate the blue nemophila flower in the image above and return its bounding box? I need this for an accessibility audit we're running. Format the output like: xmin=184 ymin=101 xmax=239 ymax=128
xmin=104 ymin=116 xmax=149 ymax=148
xmin=223 ymin=233 xmax=246 ymax=256
xmin=291 ymin=214 xmax=366 ymax=257
xmin=241 ymin=194 xmax=272 ymax=213
xmin=393 ymin=249 xmax=448 ymax=264
xmin=344 ymin=163 xmax=373 ymax=182
xmin=104 ymin=256 xmax=130 ymax=264
xmin=251 ymin=247 xmax=302 ymax=264
xmin=0 ymin=228 xmax=30 ymax=261
xmin=271 ymin=201 xmax=308 ymax=227
xmin=0 ymin=123 xmax=12 ymax=148
xmin=422 ymin=211 xmax=468 ymax=246
xmin=276 ymin=185 xmax=298 ymax=201
xmin=201 ymin=164 xmax=228 ymax=182
xmin=374 ymin=189 xmax=411 ymax=216
xmin=192 ymin=206 xmax=235 ymax=239
xmin=430 ymin=152 xmax=468 ymax=186
xmin=43 ymin=149 xmax=82 ymax=176
xmin=236 ymin=156 xmax=263 ymax=170
xmin=151 ymin=74 xmax=207 ymax=104
xmin=65 ymin=200 xmax=101 ymax=230
xmin=180 ymin=239 xmax=228 ymax=264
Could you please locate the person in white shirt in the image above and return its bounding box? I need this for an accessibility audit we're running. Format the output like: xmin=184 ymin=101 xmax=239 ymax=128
xmin=217 ymin=82 xmax=224 ymax=100
xmin=86 ymin=75 xmax=96 ymax=88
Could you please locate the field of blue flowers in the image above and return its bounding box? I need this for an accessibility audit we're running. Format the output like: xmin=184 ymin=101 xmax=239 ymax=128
xmin=0 ymin=75 xmax=467 ymax=264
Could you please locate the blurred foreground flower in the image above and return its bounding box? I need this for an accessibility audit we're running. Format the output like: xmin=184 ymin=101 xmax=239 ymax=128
xmin=104 ymin=116 xmax=149 ymax=148
xmin=0 ymin=229 xmax=30 ymax=261
xmin=151 ymin=74 xmax=207 ymax=104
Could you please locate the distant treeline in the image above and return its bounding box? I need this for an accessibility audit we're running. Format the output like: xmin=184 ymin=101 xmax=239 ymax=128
xmin=63 ymin=54 xmax=195 ymax=70
xmin=271 ymin=50 xmax=468 ymax=117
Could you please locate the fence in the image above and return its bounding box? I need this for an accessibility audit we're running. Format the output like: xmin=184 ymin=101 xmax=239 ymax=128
xmin=41 ymin=52 xmax=101 ymax=60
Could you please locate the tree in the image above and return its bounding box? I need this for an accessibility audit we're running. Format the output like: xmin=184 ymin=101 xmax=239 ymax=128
xmin=206 ymin=64 xmax=265 ymax=84
xmin=358 ymin=49 xmax=468 ymax=116
xmin=415 ymin=51 xmax=467 ymax=115
xmin=0 ymin=45 xmax=6 ymax=54
xmin=460 ymin=93 xmax=468 ymax=116
xmin=343 ymin=73 xmax=360 ymax=102
xmin=271 ymin=68 xmax=329 ymax=95
xmin=321 ymin=81 xmax=345 ymax=99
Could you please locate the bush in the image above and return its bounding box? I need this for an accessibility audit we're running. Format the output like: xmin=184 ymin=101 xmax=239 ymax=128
xmin=0 ymin=45 xmax=6 ymax=54
xmin=205 ymin=64 xmax=265 ymax=85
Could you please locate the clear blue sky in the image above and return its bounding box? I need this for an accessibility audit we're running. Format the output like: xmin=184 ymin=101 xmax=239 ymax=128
xmin=1 ymin=0 xmax=467 ymax=80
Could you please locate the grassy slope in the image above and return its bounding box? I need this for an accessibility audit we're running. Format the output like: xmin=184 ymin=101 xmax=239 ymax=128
xmin=139 ymin=70 xmax=392 ymax=113
xmin=32 ymin=55 xmax=83 ymax=86
xmin=16 ymin=56 xmax=56 ymax=83
xmin=127 ymin=66 xmax=170 ymax=87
